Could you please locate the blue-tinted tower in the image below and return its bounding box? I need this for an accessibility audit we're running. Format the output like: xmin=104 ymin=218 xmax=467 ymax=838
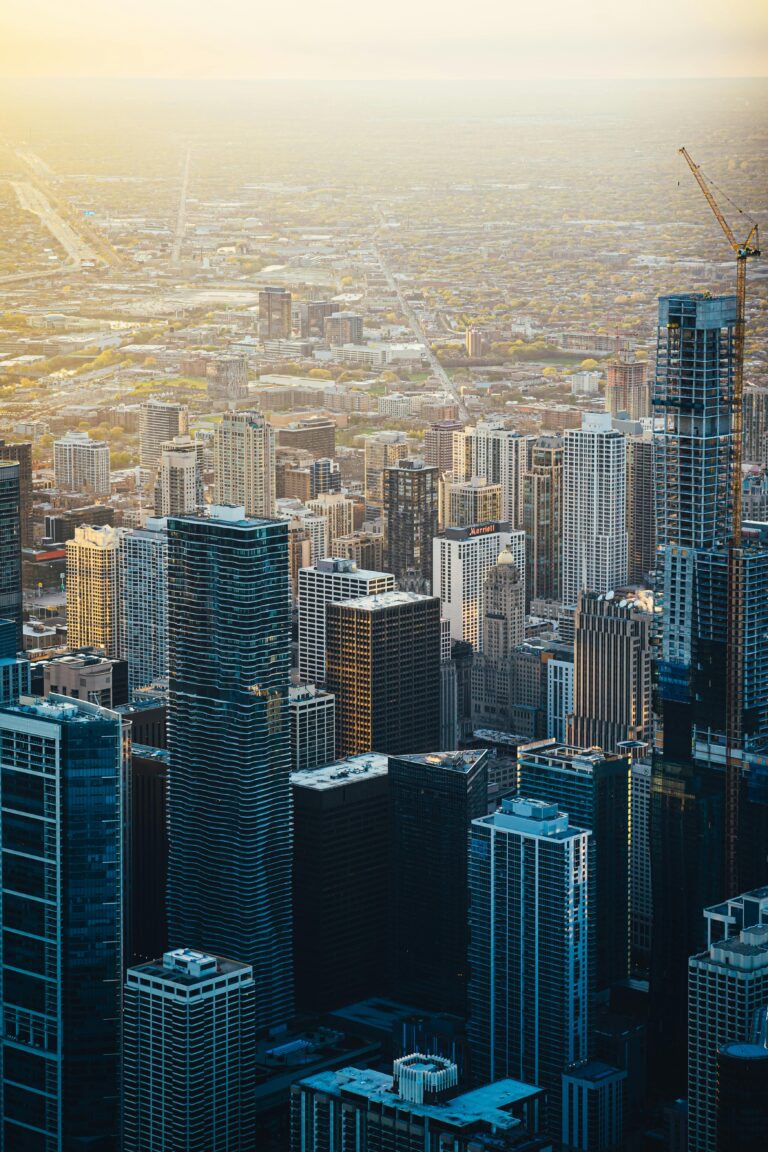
xmin=0 ymin=695 xmax=124 ymax=1150
xmin=0 ymin=619 xmax=29 ymax=705
xmin=166 ymin=506 xmax=293 ymax=1029
xmin=0 ymin=461 xmax=22 ymax=650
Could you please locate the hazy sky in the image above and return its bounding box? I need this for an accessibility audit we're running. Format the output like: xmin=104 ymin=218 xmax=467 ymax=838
xmin=2 ymin=0 xmax=767 ymax=80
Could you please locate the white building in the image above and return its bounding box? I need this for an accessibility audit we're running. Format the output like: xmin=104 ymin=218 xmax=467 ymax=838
xmin=433 ymin=524 xmax=524 ymax=651
xmin=154 ymin=436 xmax=204 ymax=518
xmin=139 ymin=400 xmax=188 ymax=469
xmin=306 ymin=493 xmax=355 ymax=544
xmin=631 ymin=759 xmax=652 ymax=962
xmin=288 ymin=684 xmax=336 ymax=771
xmin=119 ymin=518 xmax=168 ymax=693
xmin=547 ymin=657 xmax=574 ymax=742
xmin=54 ymin=431 xmax=111 ymax=497
xmin=213 ymin=410 xmax=275 ymax=518
xmin=688 ymin=892 xmax=768 ymax=1152
xmin=378 ymin=394 xmax=412 ymax=418
xmin=562 ymin=412 xmax=627 ymax=607
xmin=297 ymin=558 xmax=395 ymax=685
xmin=452 ymin=420 xmax=534 ymax=528
xmin=567 ymin=370 xmax=602 ymax=397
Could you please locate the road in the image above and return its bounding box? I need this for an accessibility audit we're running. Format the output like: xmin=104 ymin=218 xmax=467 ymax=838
xmin=10 ymin=180 xmax=101 ymax=266
xmin=170 ymin=147 xmax=191 ymax=265
xmin=373 ymin=242 xmax=470 ymax=421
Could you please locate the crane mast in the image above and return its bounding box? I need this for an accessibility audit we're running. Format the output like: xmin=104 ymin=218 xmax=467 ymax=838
xmin=678 ymin=147 xmax=760 ymax=895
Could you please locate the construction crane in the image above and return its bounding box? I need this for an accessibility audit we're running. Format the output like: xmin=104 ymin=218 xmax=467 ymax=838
xmin=679 ymin=147 xmax=760 ymax=894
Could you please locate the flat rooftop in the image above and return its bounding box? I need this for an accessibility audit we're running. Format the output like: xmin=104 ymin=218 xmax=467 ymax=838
xmin=336 ymin=590 xmax=436 ymax=611
xmin=392 ymin=750 xmax=486 ymax=775
xmin=292 ymin=753 xmax=388 ymax=791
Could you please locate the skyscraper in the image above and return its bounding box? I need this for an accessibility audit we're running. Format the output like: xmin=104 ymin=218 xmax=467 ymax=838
xmin=453 ymin=420 xmax=533 ymax=528
xmin=306 ymin=492 xmax=354 ymax=544
xmin=522 ymin=434 xmax=562 ymax=608
xmin=326 ymin=590 xmax=441 ymax=757
xmin=424 ymin=418 xmax=463 ymax=472
xmin=292 ymin=754 xmax=389 ymax=1013
xmin=0 ymin=618 xmax=29 ymax=703
xmin=626 ymin=430 xmax=656 ymax=585
xmin=364 ymin=431 xmax=409 ymax=512
xmin=258 ymin=286 xmax=292 ymax=340
xmin=288 ymin=683 xmax=336 ymax=771
xmin=153 ymin=435 xmax=204 ymax=517
xmin=517 ymin=739 xmax=630 ymax=994
xmin=605 ymin=354 xmax=650 ymax=420
xmin=743 ymin=385 xmax=768 ymax=465
xmin=383 ymin=457 xmax=439 ymax=582
xmin=119 ymin=517 xmax=169 ymax=693
xmin=688 ymin=891 xmax=768 ymax=1152
xmin=434 ymin=523 xmax=524 ymax=651
xmin=562 ymin=412 xmax=627 ymax=607
xmin=166 ymin=507 xmax=293 ymax=1028
xmin=65 ymin=523 xmax=122 ymax=657
xmin=0 ymin=460 xmax=22 ymax=648
xmin=468 ymin=797 xmax=591 ymax=1136
xmin=54 ymin=429 xmax=111 ymax=496
xmin=446 ymin=476 xmax=503 ymax=529
xmin=213 ymin=409 xmax=275 ymax=517
xmin=139 ymin=399 xmax=189 ymax=469
xmin=568 ymin=588 xmax=653 ymax=754
xmin=297 ymin=557 xmax=395 ymax=685
xmin=471 ymin=548 xmax=525 ymax=730
xmin=123 ymin=949 xmax=256 ymax=1152
xmin=390 ymin=750 xmax=488 ymax=1015
xmin=0 ymin=439 xmax=33 ymax=547
xmin=0 ymin=695 xmax=124 ymax=1149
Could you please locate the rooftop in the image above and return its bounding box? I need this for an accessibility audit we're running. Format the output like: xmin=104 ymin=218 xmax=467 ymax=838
xmin=392 ymin=749 xmax=487 ymax=775
xmin=127 ymin=948 xmax=251 ymax=989
xmin=0 ymin=694 xmax=118 ymax=726
xmin=292 ymin=753 xmax=388 ymax=791
xmin=336 ymin=590 xmax=436 ymax=612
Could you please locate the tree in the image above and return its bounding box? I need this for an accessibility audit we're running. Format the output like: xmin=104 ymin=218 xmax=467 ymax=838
xmin=581 ymin=358 xmax=600 ymax=371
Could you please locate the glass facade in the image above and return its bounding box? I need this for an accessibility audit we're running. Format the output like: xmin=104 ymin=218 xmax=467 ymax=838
xmin=0 ymin=462 xmax=22 ymax=650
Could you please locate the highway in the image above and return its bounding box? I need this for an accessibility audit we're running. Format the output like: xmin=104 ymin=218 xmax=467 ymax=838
xmin=170 ymin=147 xmax=191 ymax=265
xmin=373 ymin=242 xmax=470 ymax=421
xmin=10 ymin=181 xmax=101 ymax=266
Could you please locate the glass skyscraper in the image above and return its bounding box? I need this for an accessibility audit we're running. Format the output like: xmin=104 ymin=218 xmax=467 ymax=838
xmin=0 ymin=460 xmax=22 ymax=650
xmin=166 ymin=506 xmax=293 ymax=1030
xmin=0 ymin=695 xmax=124 ymax=1150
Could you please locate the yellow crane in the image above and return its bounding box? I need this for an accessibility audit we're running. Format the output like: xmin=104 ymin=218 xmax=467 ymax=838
xmin=678 ymin=146 xmax=760 ymax=894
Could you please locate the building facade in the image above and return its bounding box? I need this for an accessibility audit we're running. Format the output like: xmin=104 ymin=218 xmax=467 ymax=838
xmin=213 ymin=410 xmax=276 ymax=518
xmin=54 ymin=430 xmax=111 ymax=496
xmin=434 ymin=524 xmax=523 ymax=652
xmin=383 ymin=458 xmax=439 ymax=582
xmin=0 ymin=461 xmax=22 ymax=648
xmin=523 ymin=435 xmax=563 ymax=608
xmin=65 ymin=523 xmax=122 ymax=658
xmin=139 ymin=399 xmax=188 ymax=469
xmin=153 ymin=435 xmax=204 ymax=518
xmin=119 ymin=517 xmax=168 ymax=693
xmin=288 ymin=683 xmax=336 ymax=771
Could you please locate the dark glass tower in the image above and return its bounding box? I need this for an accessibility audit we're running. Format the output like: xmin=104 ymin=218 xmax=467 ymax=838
xmin=389 ymin=749 xmax=488 ymax=1016
xmin=383 ymin=458 xmax=439 ymax=583
xmin=0 ymin=460 xmax=22 ymax=650
xmin=0 ymin=695 xmax=124 ymax=1150
xmin=166 ymin=507 xmax=293 ymax=1029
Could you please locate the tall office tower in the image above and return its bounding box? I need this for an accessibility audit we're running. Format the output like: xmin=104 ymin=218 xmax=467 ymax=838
xmin=65 ymin=523 xmax=122 ymax=657
xmin=744 ymin=385 xmax=768 ymax=464
xmin=440 ymin=617 xmax=459 ymax=748
xmin=123 ymin=949 xmax=256 ymax=1152
xmin=562 ymin=412 xmax=627 ymax=607
xmin=128 ymin=743 xmax=169 ymax=964
xmin=517 ymin=740 xmax=630 ymax=995
xmin=258 ymin=285 xmax=292 ymax=340
xmin=308 ymin=456 xmax=341 ymax=498
xmin=294 ymin=298 xmax=336 ymax=338
xmin=688 ymin=896 xmax=768 ymax=1152
xmin=446 ymin=476 xmax=503 ymax=529
xmin=383 ymin=458 xmax=439 ymax=582
xmin=630 ymin=757 xmax=652 ymax=968
xmin=0 ymin=439 xmax=33 ymax=547
xmin=307 ymin=492 xmax=354 ymax=544
xmin=278 ymin=417 xmax=336 ymax=458
xmin=453 ymin=420 xmax=533 ymax=527
xmin=547 ymin=656 xmax=574 ymax=742
xmin=139 ymin=399 xmax=189 ymax=469
xmin=390 ymin=750 xmax=488 ymax=1015
xmin=119 ymin=517 xmax=168 ymax=693
xmin=288 ymin=683 xmax=336 ymax=771
xmin=327 ymin=590 xmax=441 ymax=757
xmin=523 ymin=435 xmax=562 ymax=608
xmin=0 ymin=617 xmax=30 ymax=703
xmin=291 ymin=1054 xmax=549 ymax=1152
xmin=424 ymin=418 xmax=463 ymax=472
xmin=54 ymin=430 xmax=111 ymax=496
xmin=434 ymin=524 xmax=524 ymax=651
xmin=626 ymin=431 xmax=656 ymax=585
xmin=213 ymin=410 xmax=275 ymax=517
xmin=0 ymin=461 xmax=22 ymax=648
xmin=605 ymin=354 xmax=650 ymax=420
xmin=332 ymin=530 xmax=385 ymax=571
xmin=472 ymin=550 xmax=525 ymax=730
xmin=166 ymin=507 xmax=293 ymax=1028
xmin=0 ymin=695 xmax=124 ymax=1149
xmin=292 ymin=754 xmax=389 ymax=1013
xmin=649 ymin=295 xmax=767 ymax=1092
xmin=364 ymin=430 xmax=409 ymax=512
xmin=468 ymin=797 xmax=591 ymax=1136
xmin=154 ymin=435 xmax=204 ymax=517
xmin=324 ymin=311 xmax=364 ymax=345
xmin=297 ymin=557 xmax=395 ymax=685
xmin=561 ymin=1062 xmax=626 ymax=1150
xmin=568 ymin=588 xmax=652 ymax=754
